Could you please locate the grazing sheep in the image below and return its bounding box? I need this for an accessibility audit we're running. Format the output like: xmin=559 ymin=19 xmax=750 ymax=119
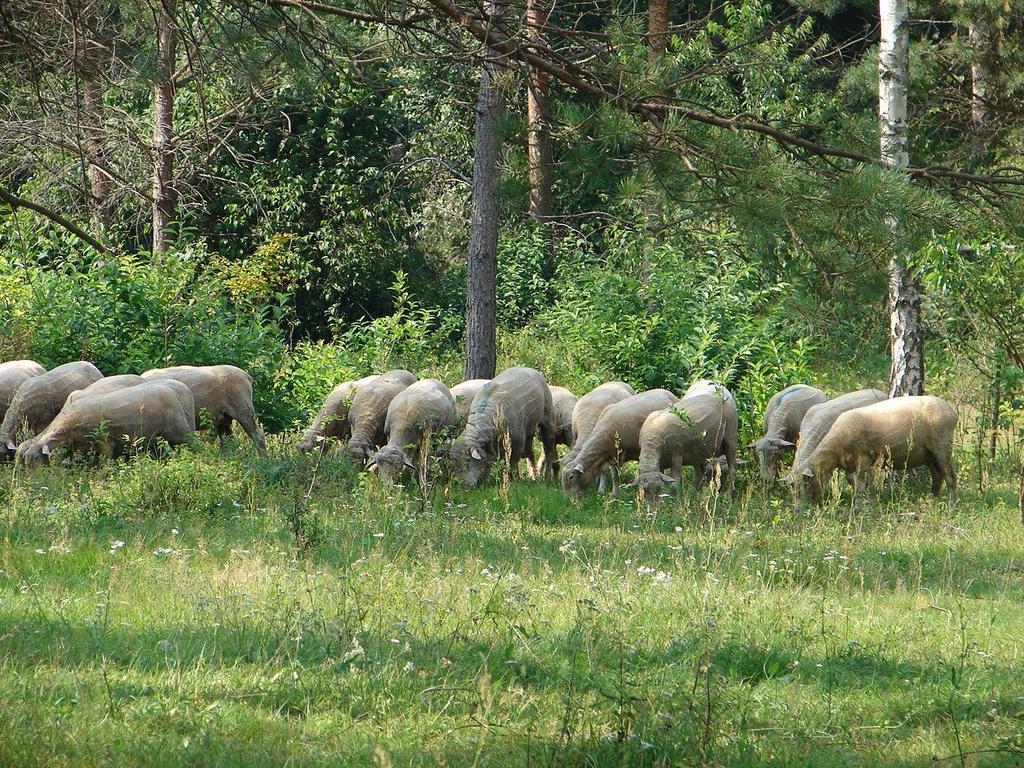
xmin=792 ymin=396 xmax=958 ymax=501
xmin=548 ymin=386 xmax=578 ymax=448
xmin=683 ymin=379 xmax=734 ymax=404
xmin=345 ymin=370 xmax=417 ymax=463
xmin=297 ymin=375 xmax=380 ymax=453
xmin=786 ymin=388 xmax=887 ymax=482
xmin=65 ymin=374 xmax=147 ymax=408
xmin=17 ymin=381 xmax=195 ymax=466
xmin=560 ymin=381 xmax=636 ymax=489
xmin=1 ymin=361 xmax=103 ymax=458
xmin=752 ymin=384 xmax=828 ymax=480
xmin=141 ymin=364 xmax=267 ymax=456
xmin=627 ymin=393 xmax=739 ymax=506
xmin=559 ymin=388 xmax=676 ymax=499
xmin=367 ymin=379 xmax=457 ymax=485
xmin=448 ymin=367 xmax=557 ymax=488
xmin=449 ymin=379 xmax=490 ymax=428
xmin=0 ymin=360 xmax=46 ymax=423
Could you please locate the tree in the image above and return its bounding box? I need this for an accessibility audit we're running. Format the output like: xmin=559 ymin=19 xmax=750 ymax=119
xmin=525 ymin=0 xmax=552 ymax=228
xmin=966 ymin=3 xmax=1002 ymax=157
xmin=464 ymin=0 xmax=503 ymax=379
xmin=68 ymin=0 xmax=113 ymax=233
xmin=152 ymin=0 xmax=178 ymax=254
xmin=642 ymin=0 xmax=668 ymax=281
xmin=879 ymin=0 xmax=924 ymax=396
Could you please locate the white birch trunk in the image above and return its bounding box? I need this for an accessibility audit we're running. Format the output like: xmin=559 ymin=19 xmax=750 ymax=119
xmin=879 ymin=0 xmax=924 ymax=396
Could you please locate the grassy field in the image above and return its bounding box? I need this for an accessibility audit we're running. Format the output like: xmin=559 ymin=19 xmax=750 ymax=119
xmin=1 ymin=436 xmax=1022 ymax=767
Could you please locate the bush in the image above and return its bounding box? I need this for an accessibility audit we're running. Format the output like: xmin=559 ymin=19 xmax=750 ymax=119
xmin=514 ymin=225 xmax=817 ymax=440
xmin=0 ymin=244 xmax=294 ymax=431
xmin=279 ymin=272 xmax=462 ymax=426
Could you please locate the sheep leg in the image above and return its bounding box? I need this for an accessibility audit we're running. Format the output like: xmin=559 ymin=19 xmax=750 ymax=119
xmin=523 ymin=435 xmax=538 ymax=480
xmin=692 ymin=463 xmax=706 ymax=492
xmin=539 ymin=422 xmax=559 ymax=480
xmin=671 ymin=457 xmax=684 ymax=503
xmin=597 ymin=472 xmax=608 ymax=494
xmin=609 ymin=463 xmax=620 ymax=497
xmin=724 ymin=439 xmax=737 ymax=500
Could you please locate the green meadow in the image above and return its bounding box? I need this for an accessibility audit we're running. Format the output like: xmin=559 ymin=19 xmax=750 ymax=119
xmin=1 ymin=439 xmax=1021 ymax=767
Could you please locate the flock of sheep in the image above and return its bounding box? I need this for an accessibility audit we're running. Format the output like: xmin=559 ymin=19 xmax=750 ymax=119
xmin=0 ymin=359 xmax=959 ymax=504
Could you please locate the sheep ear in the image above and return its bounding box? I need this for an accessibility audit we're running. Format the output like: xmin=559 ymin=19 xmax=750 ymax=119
xmin=802 ymin=467 xmax=814 ymax=478
xmin=572 ymin=462 xmax=584 ymax=473
xmin=5 ymin=441 xmax=15 ymax=451
xmin=41 ymin=444 xmax=52 ymax=456
xmin=403 ymin=459 xmax=417 ymax=472
xmin=366 ymin=461 xmax=378 ymax=472
xmin=470 ymin=447 xmax=483 ymax=460
xmin=660 ymin=473 xmax=677 ymax=483
xmin=777 ymin=440 xmax=796 ymax=450
xmin=623 ymin=478 xmax=639 ymax=488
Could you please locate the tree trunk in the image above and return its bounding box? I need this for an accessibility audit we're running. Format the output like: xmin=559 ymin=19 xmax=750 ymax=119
xmin=152 ymin=0 xmax=178 ymax=254
xmin=525 ymin=0 xmax=553 ymax=226
xmin=879 ymin=0 xmax=923 ymax=397
xmin=641 ymin=0 xmax=668 ymax=282
xmin=968 ymin=12 xmax=1000 ymax=157
xmin=464 ymin=0 xmax=503 ymax=380
xmin=72 ymin=0 xmax=113 ymax=234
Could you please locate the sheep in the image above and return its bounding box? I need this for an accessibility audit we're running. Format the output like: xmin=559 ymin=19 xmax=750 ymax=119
xmin=791 ymin=395 xmax=958 ymax=502
xmin=141 ymin=364 xmax=267 ymax=456
xmin=366 ymin=379 xmax=457 ymax=485
xmin=559 ymin=388 xmax=676 ymax=499
xmin=449 ymin=379 xmax=490 ymax=428
xmin=626 ymin=392 xmax=739 ymax=506
xmin=17 ymin=381 xmax=196 ymax=466
xmin=559 ymin=381 xmax=635 ymax=489
xmin=752 ymin=384 xmax=828 ymax=480
xmin=683 ymin=379 xmax=734 ymax=404
xmin=0 ymin=360 xmax=46 ymax=426
xmin=296 ymin=375 xmax=380 ymax=453
xmin=344 ymin=370 xmax=417 ymax=463
xmin=548 ymin=386 xmax=578 ymax=449
xmin=786 ymin=388 xmax=887 ymax=482
xmin=64 ymin=374 xmax=147 ymax=408
xmin=448 ymin=367 xmax=557 ymax=488
xmin=1 ymin=361 xmax=103 ymax=458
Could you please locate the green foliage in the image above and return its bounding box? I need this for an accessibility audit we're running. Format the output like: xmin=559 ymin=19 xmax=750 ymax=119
xmin=0 ymin=245 xmax=292 ymax=431
xmin=279 ymin=272 xmax=461 ymax=425
xmin=496 ymin=225 xmax=552 ymax=327
xmin=524 ymin=225 xmax=815 ymax=439
xmin=190 ymin=71 xmax=446 ymax=338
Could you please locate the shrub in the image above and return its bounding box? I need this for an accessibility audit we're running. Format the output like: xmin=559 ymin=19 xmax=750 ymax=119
xmin=0 ymin=244 xmax=293 ymax=430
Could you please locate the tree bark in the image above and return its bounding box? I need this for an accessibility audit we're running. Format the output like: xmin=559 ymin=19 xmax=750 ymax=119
xmin=879 ymin=0 xmax=924 ymax=397
xmin=525 ymin=0 xmax=553 ymax=226
xmin=70 ymin=0 xmax=113 ymax=233
xmin=464 ymin=0 xmax=503 ymax=380
xmin=642 ymin=0 xmax=668 ymax=282
xmin=152 ymin=0 xmax=178 ymax=254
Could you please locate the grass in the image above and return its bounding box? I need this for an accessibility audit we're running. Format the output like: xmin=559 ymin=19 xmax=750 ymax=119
xmin=0 ymin=434 xmax=1022 ymax=767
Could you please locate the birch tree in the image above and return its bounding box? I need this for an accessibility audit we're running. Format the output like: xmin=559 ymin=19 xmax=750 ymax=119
xmin=879 ymin=0 xmax=924 ymax=396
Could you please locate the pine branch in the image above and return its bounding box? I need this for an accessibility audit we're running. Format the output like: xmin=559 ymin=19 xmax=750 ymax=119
xmin=420 ymin=0 xmax=1024 ymax=190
